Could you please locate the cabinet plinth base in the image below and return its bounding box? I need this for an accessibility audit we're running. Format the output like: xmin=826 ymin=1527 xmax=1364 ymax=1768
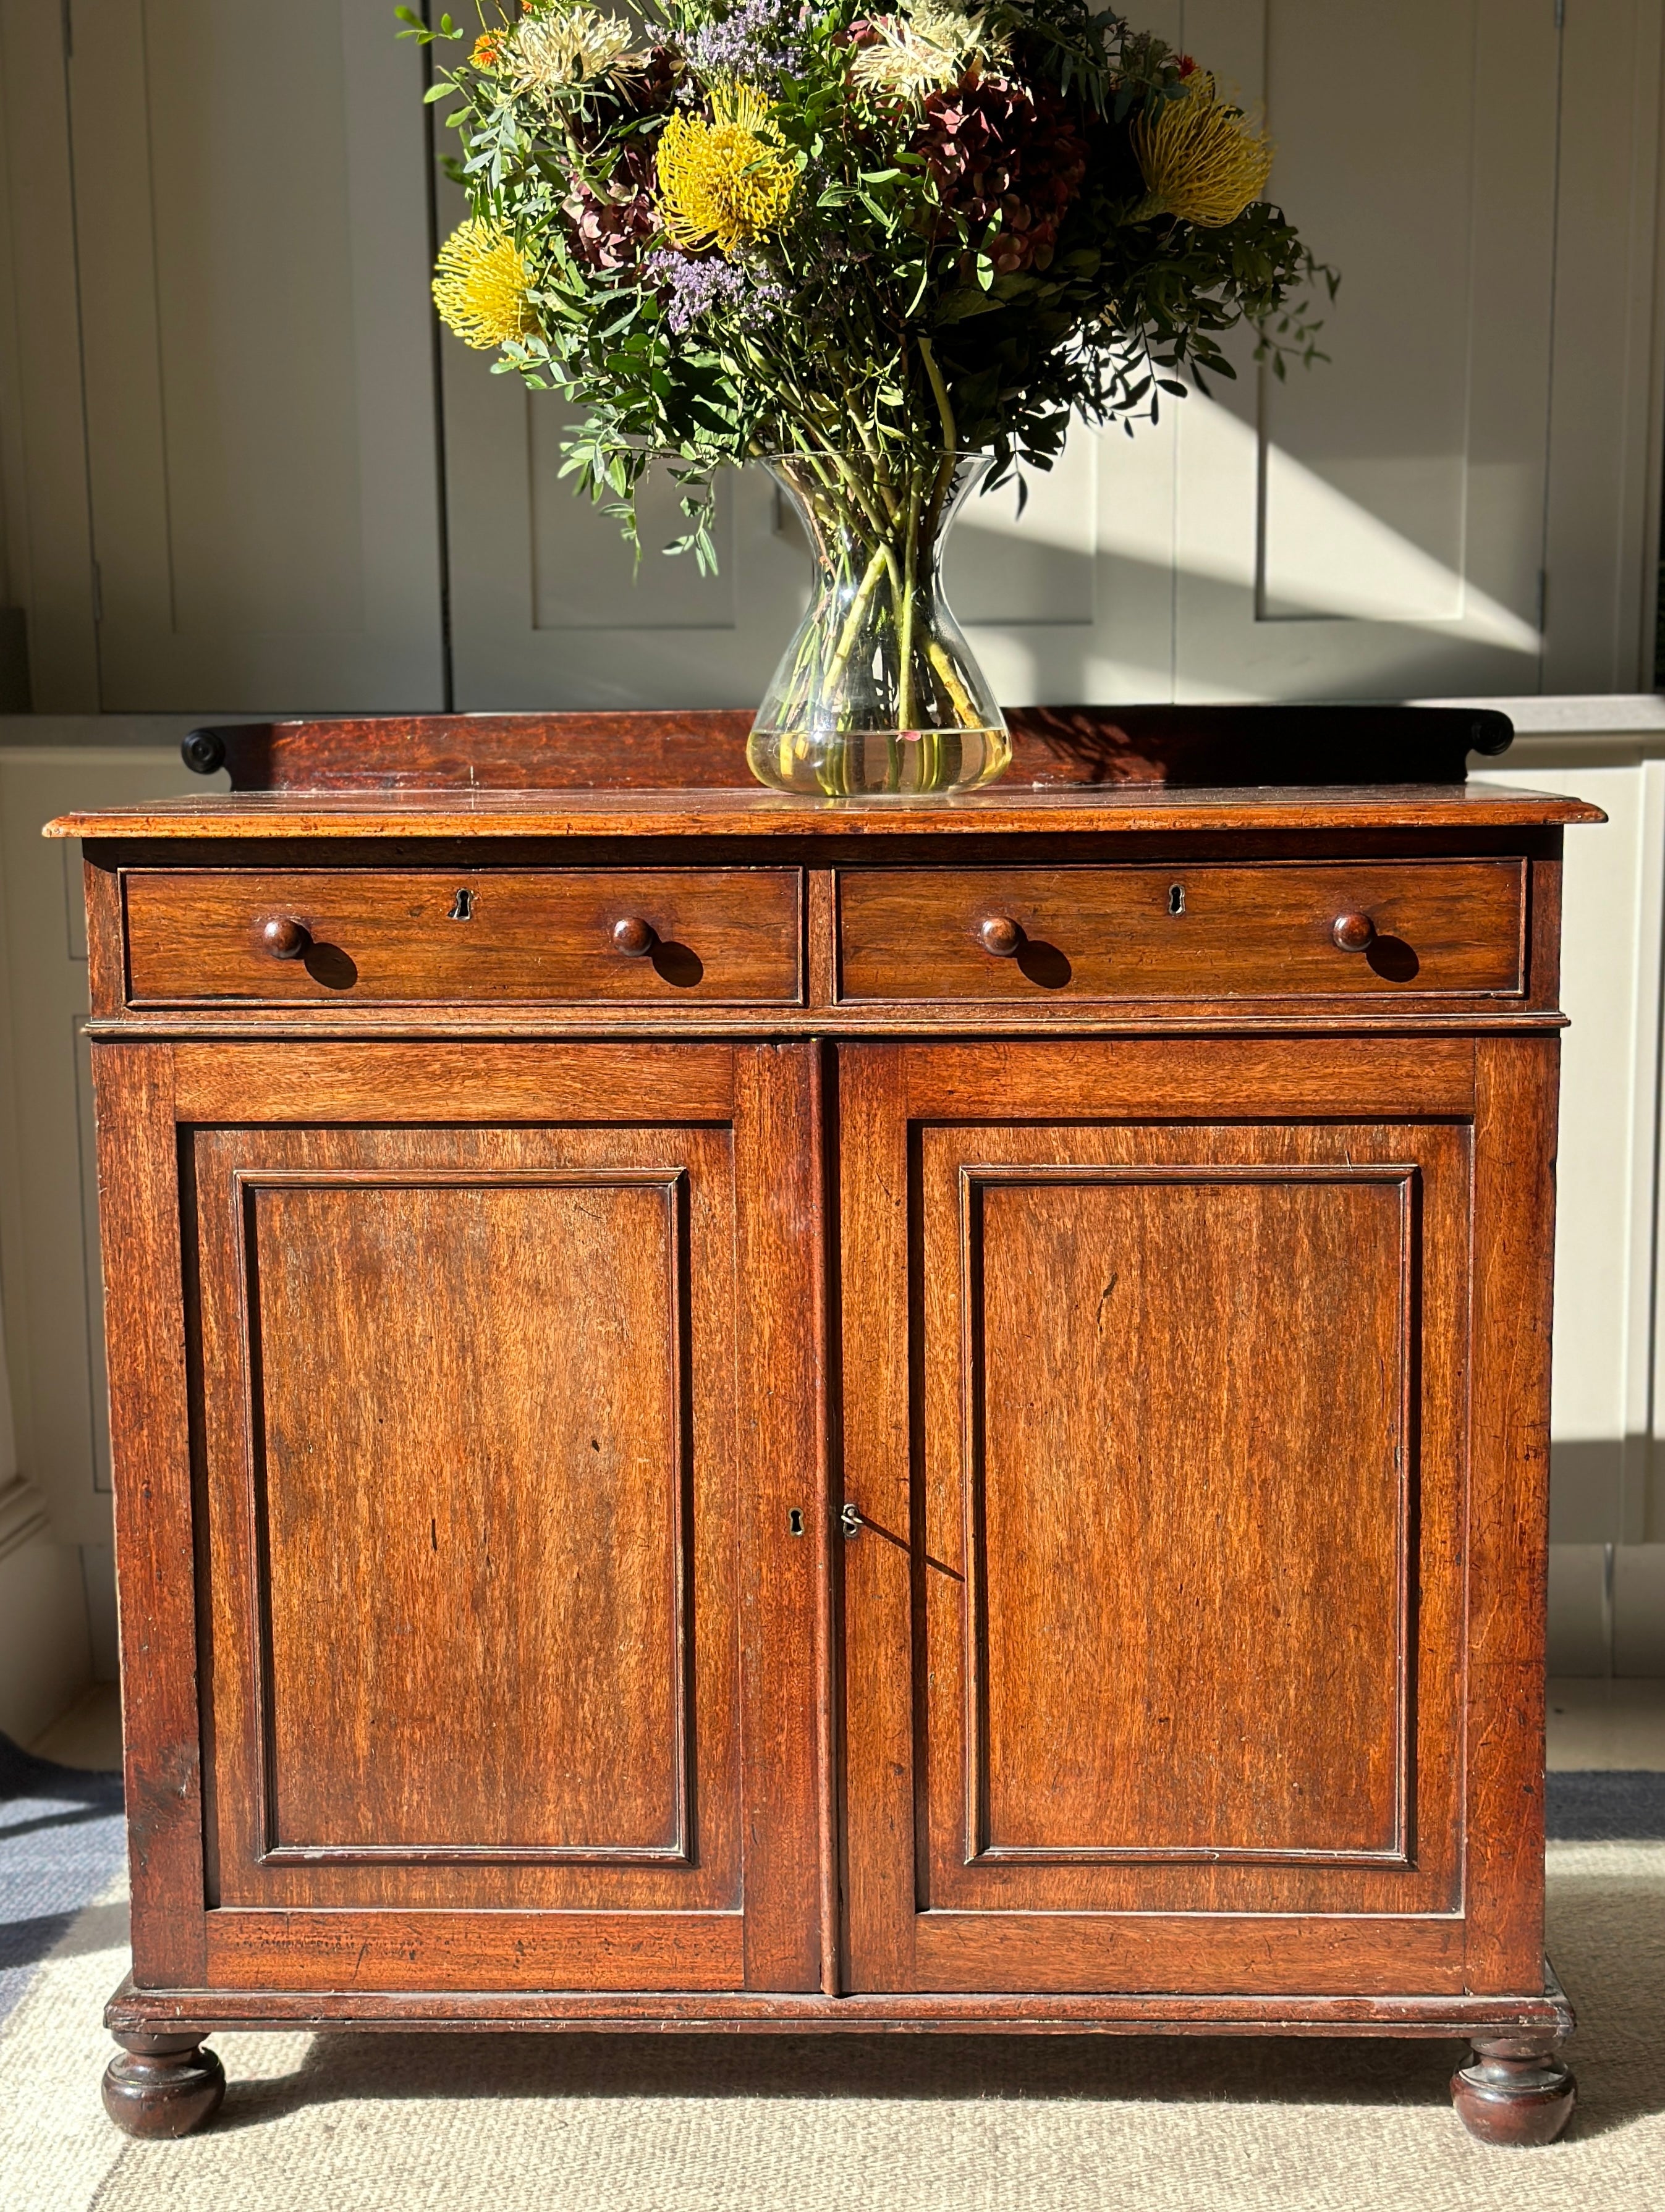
xmin=102 ymin=2031 xmax=226 ymax=2138
xmin=104 ymin=1968 xmax=1574 ymax=2043
xmin=1451 ymin=2037 xmax=1576 ymax=2146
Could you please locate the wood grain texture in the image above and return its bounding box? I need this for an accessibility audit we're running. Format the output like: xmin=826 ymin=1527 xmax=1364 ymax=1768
xmin=170 ymin=1042 xmax=735 ymax=1125
xmin=239 ymin=1169 xmax=693 ymax=1862
xmin=839 ymin=1067 xmax=1470 ymax=1995
xmin=912 ymin=1914 xmax=1465 ymax=1996
xmin=203 ymin=1910 xmax=744 ymax=1991
xmin=90 ymin=1044 xmax=206 ymax=1989
xmin=838 ymin=861 xmax=1526 ymax=1003
xmin=899 ymin=1037 xmax=1477 ymax=1123
xmin=731 ymin=1044 xmax=825 ymax=1992
xmin=125 ymin=868 xmax=803 ymax=1006
xmin=107 ymin=1969 xmax=1573 ymax=2036
xmin=44 ymin=782 xmax=1605 ymax=845
xmin=1464 ymin=1035 xmax=1561 ymax=1994
xmin=955 ymin=1161 xmax=1413 ymax=1864
xmin=79 ymin=771 xmax=1580 ymax=2063
xmin=917 ymin=1121 xmax=1468 ymax=1920
xmin=193 ymin=1122 xmax=745 ymax=1926
xmin=835 ymin=1047 xmax=918 ymax=1995
xmin=172 ymin=706 xmax=1517 ymax=794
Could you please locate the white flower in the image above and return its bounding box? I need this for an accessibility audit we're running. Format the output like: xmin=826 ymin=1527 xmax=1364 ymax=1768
xmin=849 ymin=0 xmax=1008 ymax=99
xmin=503 ymin=7 xmax=635 ymax=104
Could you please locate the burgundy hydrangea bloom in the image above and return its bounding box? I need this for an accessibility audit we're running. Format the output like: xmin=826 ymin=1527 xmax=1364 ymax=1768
xmin=565 ymin=146 xmax=659 ymax=271
xmin=913 ymin=74 xmax=1088 ymax=276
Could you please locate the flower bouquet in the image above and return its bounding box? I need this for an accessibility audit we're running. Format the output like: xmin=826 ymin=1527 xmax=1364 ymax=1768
xmin=405 ymin=0 xmax=1331 ymax=794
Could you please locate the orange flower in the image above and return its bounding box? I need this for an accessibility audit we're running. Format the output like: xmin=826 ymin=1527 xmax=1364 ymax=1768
xmin=473 ymin=32 xmax=502 ymax=65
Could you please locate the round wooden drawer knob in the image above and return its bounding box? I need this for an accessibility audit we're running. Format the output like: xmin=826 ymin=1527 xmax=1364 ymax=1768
xmin=260 ymin=916 xmax=311 ymax=960
xmin=612 ymin=915 xmax=658 ymax=956
xmin=1332 ymin=913 xmax=1376 ymax=953
xmin=977 ymin=915 xmax=1022 ymax=958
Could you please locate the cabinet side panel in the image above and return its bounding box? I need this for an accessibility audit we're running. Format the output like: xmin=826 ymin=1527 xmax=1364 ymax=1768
xmin=1465 ymin=1033 xmax=1558 ymax=1991
xmin=91 ymin=1042 xmax=206 ymax=1985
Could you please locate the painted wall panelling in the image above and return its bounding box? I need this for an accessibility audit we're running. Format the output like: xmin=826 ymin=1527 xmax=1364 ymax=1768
xmin=0 ymin=0 xmax=99 ymax=710
xmin=1168 ymin=0 xmax=1562 ymax=702
xmin=0 ymin=738 xmax=208 ymax=1580
xmin=436 ymin=0 xmax=1607 ymax=707
xmin=62 ymin=0 xmax=446 ymax=711
xmin=1541 ymin=0 xmax=1665 ymax=693
xmin=2 ymin=3 xmax=1663 ymax=706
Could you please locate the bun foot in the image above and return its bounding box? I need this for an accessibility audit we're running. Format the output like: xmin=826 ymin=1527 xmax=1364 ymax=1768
xmin=1451 ymin=2037 xmax=1575 ymax=2146
xmin=102 ymin=2031 xmax=226 ymax=2138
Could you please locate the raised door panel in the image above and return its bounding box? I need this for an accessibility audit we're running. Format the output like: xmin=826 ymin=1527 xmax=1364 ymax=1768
xmin=959 ymin=1161 xmax=1410 ymax=1865
xmin=241 ymin=1162 xmax=695 ymax=1864
xmin=177 ymin=1043 xmax=821 ymax=1993
xmin=839 ymin=1042 xmax=1478 ymax=1998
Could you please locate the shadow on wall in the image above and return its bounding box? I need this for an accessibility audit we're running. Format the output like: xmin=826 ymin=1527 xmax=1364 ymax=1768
xmin=1549 ymin=1530 xmax=1665 ymax=1676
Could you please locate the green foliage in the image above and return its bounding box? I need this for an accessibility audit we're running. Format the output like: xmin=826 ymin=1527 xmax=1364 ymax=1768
xmin=415 ymin=0 xmax=1335 ymax=567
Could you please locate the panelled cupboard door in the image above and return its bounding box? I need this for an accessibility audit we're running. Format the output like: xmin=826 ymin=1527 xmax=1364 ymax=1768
xmin=156 ymin=1041 xmax=821 ymax=1993
xmin=839 ymin=1040 xmax=1543 ymax=1999
xmin=66 ymin=1 xmax=446 ymax=709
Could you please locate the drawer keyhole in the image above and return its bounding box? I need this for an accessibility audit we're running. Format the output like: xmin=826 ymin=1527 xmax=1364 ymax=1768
xmin=448 ymin=888 xmax=474 ymax=922
xmin=1168 ymin=884 xmax=1185 ymax=916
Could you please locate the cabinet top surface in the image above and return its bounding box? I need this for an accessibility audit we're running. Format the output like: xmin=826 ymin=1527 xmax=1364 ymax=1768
xmin=46 ymin=781 xmax=1603 ymax=844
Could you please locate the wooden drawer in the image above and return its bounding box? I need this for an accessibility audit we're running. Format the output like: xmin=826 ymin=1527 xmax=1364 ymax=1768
xmin=836 ymin=861 xmax=1526 ymax=1002
xmin=124 ymin=869 xmax=802 ymax=1005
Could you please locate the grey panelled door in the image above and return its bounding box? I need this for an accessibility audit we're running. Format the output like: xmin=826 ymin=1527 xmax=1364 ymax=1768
xmin=67 ymin=0 xmax=446 ymax=711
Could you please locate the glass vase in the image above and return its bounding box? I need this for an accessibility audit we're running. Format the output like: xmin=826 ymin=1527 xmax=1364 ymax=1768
xmin=747 ymin=451 xmax=1010 ymax=798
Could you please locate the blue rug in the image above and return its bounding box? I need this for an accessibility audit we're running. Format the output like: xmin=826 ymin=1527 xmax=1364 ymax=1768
xmin=0 ymin=1735 xmax=1659 ymax=2037
xmin=0 ymin=1731 xmax=125 ymax=2029
xmin=1545 ymin=1768 xmax=1665 ymax=1841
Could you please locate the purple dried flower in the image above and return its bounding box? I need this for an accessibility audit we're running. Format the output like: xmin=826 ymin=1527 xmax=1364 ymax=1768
xmin=684 ymin=0 xmax=808 ymax=85
xmin=642 ymin=249 xmax=746 ymax=332
xmin=642 ymin=248 xmax=786 ymax=334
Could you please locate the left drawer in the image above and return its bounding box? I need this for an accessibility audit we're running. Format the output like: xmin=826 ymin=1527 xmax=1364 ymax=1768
xmin=123 ymin=869 xmax=804 ymax=1005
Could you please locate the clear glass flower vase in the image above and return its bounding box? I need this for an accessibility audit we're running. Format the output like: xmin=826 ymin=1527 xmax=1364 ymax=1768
xmin=747 ymin=451 xmax=1011 ymax=798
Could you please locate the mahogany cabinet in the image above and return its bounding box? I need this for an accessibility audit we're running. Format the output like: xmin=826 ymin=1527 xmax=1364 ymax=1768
xmin=51 ymin=711 xmax=1600 ymax=2147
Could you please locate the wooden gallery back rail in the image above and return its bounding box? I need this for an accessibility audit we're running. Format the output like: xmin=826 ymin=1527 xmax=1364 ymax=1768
xmin=48 ymin=709 xmax=1602 ymax=2148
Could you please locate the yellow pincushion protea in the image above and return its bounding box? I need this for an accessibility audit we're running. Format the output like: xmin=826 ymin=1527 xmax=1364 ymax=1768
xmin=1131 ymin=72 xmax=1274 ymax=229
xmin=656 ymin=83 xmax=797 ymax=257
xmin=432 ymin=220 xmax=536 ymax=350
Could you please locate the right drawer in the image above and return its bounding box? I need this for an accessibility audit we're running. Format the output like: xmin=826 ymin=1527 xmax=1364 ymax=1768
xmin=836 ymin=861 xmax=1527 ymax=1002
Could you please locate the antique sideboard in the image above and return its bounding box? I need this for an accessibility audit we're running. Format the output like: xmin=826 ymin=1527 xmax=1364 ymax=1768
xmin=49 ymin=707 xmax=1601 ymax=2147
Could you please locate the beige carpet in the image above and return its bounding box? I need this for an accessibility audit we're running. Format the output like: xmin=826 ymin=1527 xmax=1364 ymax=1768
xmin=0 ymin=1846 xmax=1659 ymax=2212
